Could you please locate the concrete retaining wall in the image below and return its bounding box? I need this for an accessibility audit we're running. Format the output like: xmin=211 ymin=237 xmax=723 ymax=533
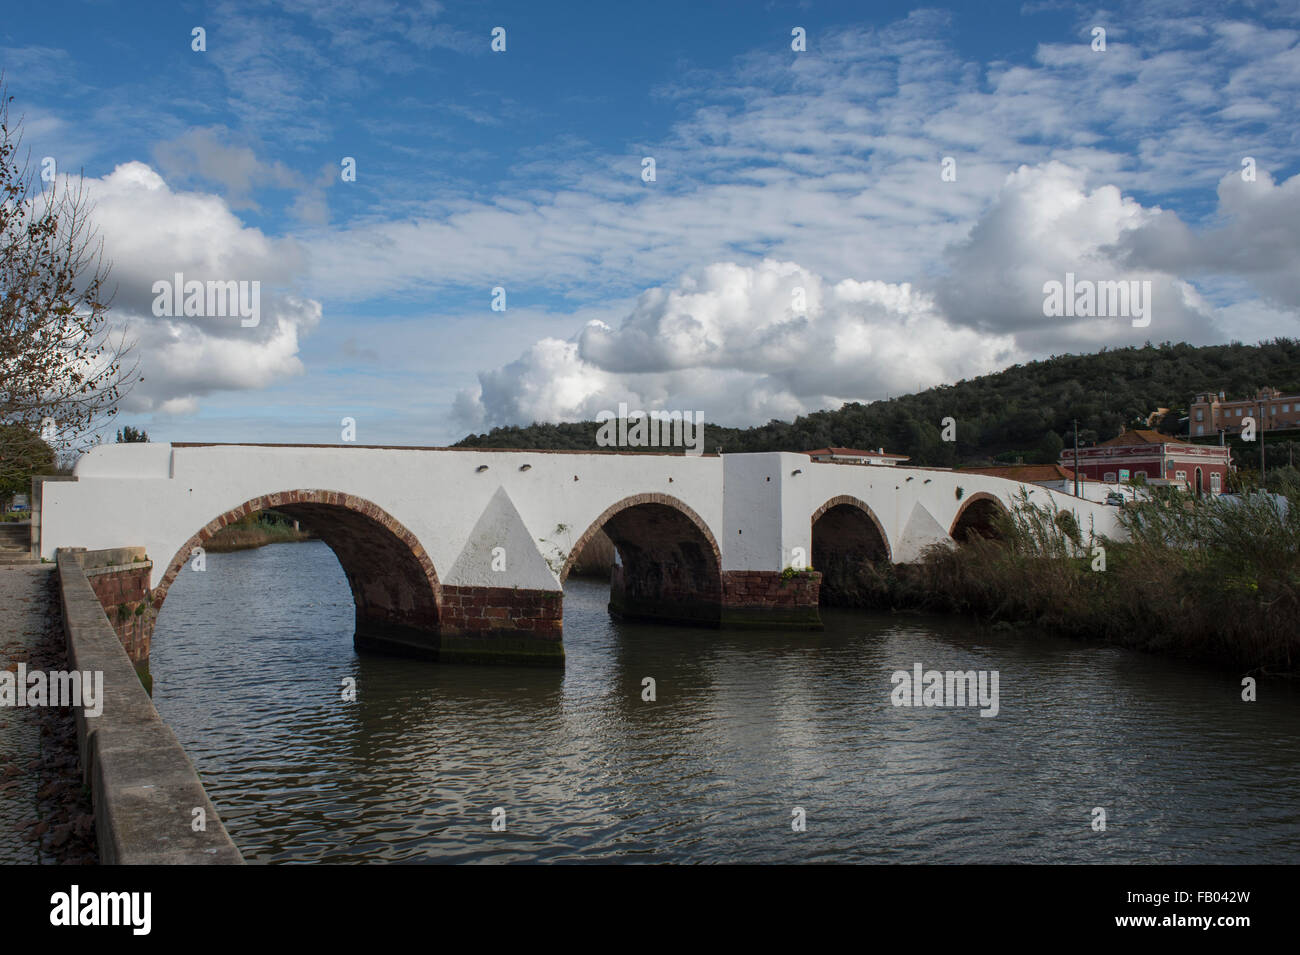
xmin=57 ymin=549 xmax=242 ymax=865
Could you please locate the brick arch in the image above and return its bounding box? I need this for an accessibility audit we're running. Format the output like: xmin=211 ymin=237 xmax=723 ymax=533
xmin=809 ymin=494 xmax=892 ymax=562
xmin=559 ymin=492 xmax=721 ymax=585
xmin=152 ymin=490 xmax=441 ymax=629
xmin=949 ymin=491 xmax=1007 ymax=541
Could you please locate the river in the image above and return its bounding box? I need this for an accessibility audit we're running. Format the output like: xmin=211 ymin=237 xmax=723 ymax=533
xmin=150 ymin=540 xmax=1300 ymax=863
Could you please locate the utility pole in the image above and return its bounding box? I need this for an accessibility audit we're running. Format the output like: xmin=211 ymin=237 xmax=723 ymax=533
xmin=1259 ymin=399 xmax=1266 ymax=489
xmin=1073 ymin=419 xmax=1080 ymax=498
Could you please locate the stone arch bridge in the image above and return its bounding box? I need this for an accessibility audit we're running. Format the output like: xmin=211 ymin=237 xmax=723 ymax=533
xmin=36 ymin=443 xmax=1123 ymax=667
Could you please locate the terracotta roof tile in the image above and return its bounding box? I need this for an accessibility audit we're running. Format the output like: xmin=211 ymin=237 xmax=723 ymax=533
xmin=962 ymin=463 xmax=1096 ymax=482
xmin=1096 ymin=429 xmax=1193 ymax=448
xmin=805 ymin=447 xmax=909 ymax=459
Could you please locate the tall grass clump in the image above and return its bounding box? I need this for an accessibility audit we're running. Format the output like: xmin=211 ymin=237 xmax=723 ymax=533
xmin=894 ymin=481 xmax=1300 ymax=672
xmin=204 ymin=510 xmax=313 ymax=553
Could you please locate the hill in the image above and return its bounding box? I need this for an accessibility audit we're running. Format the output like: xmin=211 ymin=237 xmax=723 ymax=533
xmin=454 ymin=340 xmax=1300 ymax=468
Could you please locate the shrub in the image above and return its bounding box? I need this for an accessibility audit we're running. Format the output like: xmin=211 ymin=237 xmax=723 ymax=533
xmin=898 ymin=482 xmax=1300 ymax=671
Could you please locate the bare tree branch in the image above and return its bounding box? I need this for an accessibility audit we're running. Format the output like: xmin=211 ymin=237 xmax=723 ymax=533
xmin=0 ymin=74 xmax=141 ymax=488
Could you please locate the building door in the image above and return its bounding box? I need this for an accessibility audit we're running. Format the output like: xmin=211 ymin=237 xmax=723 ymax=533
xmin=1195 ymin=467 xmax=1203 ymax=496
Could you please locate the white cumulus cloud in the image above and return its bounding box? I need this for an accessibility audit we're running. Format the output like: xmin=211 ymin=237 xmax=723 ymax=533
xmin=76 ymin=162 xmax=321 ymax=415
xmin=457 ymin=160 xmax=1300 ymax=433
xmin=457 ymin=258 xmax=1022 ymax=429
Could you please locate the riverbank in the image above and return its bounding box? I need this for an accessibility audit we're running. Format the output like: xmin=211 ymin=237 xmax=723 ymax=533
xmin=833 ymin=486 xmax=1300 ymax=674
xmin=204 ymin=520 xmax=313 ymax=553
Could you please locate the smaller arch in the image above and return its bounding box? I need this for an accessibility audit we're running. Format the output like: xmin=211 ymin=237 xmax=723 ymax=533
xmin=809 ymin=494 xmax=892 ymax=563
xmin=559 ymin=492 xmax=721 ymax=585
xmin=810 ymin=495 xmax=892 ymax=605
xmin=949 ymin=491 xmax=1007 ymax=542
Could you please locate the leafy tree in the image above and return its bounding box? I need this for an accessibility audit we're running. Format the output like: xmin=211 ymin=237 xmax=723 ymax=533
xmin=0 ymin=422 xmax=52 ymax=498
xmin=116 ymin=425 xmax=148 ymax=443
xmin=1035 ymin=430 xmax=1064 ymax=464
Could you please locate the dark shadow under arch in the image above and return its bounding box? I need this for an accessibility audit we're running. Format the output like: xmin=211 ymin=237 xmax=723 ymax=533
xmin=949 ymin=492 xmax=1007 ymax=543
xmin=153 ymin=490 xmax=441 ymax=644
xmin=560 ymin=493 xmax=723 ymax=626
xmin=810 ymin=495 xmax=891 ymax=605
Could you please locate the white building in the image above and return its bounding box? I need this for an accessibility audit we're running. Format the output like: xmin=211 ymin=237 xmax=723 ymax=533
xmin=806 ymin=447 xmax=910 ymax=466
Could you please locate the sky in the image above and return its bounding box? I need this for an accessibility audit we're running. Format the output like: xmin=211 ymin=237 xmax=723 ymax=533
xmin=5 ymin=0 xmax=1299 ymax=446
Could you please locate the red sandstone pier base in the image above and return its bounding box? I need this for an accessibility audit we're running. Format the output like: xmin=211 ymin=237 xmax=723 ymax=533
xmin=607 ymin=565 xmax=823 ymax=630
xmin=354 ymin=585 xmax=564 ymax=667
xmin=721 ymin=570 xmax=823 ymax=630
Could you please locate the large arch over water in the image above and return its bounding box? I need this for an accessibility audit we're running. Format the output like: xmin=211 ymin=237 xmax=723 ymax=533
xmin=153 ymin=490 xmax=442 ymax=650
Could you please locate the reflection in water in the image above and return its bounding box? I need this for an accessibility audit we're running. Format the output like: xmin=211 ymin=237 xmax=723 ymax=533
xmin=151 ymin=540 xmax=1300 ymax=863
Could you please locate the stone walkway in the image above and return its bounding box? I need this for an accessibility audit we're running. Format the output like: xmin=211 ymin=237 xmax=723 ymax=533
xmin=0 ymin=564 xmax=54 ymax=862
xmin=0 ymin=563 xmax=97 ymax=864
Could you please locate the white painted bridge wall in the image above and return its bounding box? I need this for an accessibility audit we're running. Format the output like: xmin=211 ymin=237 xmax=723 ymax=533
xmin=39 ymin=444 xmax=1125 ymax=591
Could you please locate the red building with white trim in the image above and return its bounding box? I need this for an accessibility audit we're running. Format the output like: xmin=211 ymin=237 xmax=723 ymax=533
xmin=1060 ymin=430 xmax=1231 ymax=495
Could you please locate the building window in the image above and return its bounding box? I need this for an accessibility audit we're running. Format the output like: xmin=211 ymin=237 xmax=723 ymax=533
xmin=1104 ymin=472 xmax=1117 ymax=482
xmin=1236 ymin=408 xmax=1243 ymax=417
xmin=1176 ymin=470 xmax=1187 ymax=485
xmin=1284 ymin=404 xmax=1291 ymax=413
xmin=1211 ymin=473 xmax=1222 ymax=492
xmin=1195 ymin=425 xmax=1204 ymax=435
xmin=1273 ymin=406 xmax=1279 ymax=415
xmin=1195 ymin=410 xmax=1203 ymax=421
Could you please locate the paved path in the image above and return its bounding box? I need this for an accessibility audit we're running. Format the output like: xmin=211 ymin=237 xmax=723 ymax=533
xmin=0 ymin=563 xmax=56 ymax=863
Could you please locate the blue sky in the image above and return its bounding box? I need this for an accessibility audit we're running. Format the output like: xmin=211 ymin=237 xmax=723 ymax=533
xmin=5 ymin=0 xmax=1299 ymax=445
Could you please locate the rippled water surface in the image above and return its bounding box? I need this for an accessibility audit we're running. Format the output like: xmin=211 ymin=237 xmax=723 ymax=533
xmin=150 ymin=540 xmax=1300 ymax=863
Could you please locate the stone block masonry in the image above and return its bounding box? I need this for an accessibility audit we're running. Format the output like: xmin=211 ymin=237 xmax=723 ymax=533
xmin=721 ymin=570 xmax=823 ymax=630
xmin=606 ymin=567 xmax=824 ymax=630
xmin=420 ymin=585 xmax=563 ymax=666
xmin=83 ymin=559 xmax=154 ymax=669
xmin=352 ymin=585 xmax=564 ymax=667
